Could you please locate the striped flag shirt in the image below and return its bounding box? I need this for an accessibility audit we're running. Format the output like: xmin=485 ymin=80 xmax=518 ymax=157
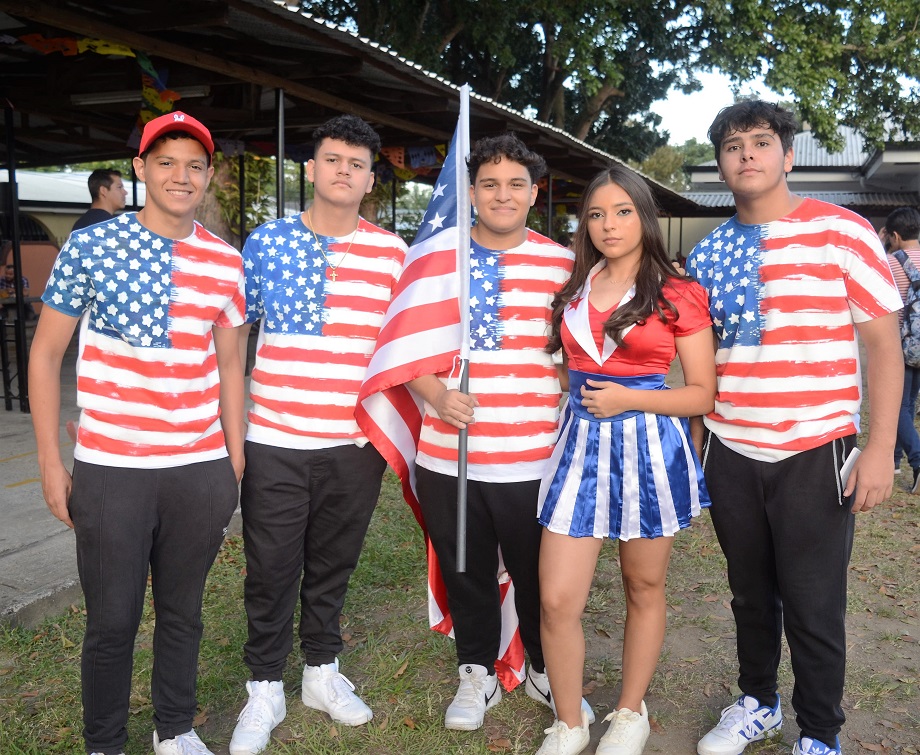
xmin=415 ymin=234 xmax=574 ymax=482
xmin=43 ymin=213 xmax=246 ymax=468
xmin=242 ymin=215 xmax=407 ymax=449
xmin=687 ymin=198 xmax=902 ymax=461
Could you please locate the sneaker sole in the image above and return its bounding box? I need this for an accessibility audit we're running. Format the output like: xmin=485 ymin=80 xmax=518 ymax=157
xmin=697 ymin=726 xmax=783 ymax=755
xmin=301 ymin=692 xmax=372 ymax=726
xmin=598 ymin=729 xmax=649 ymax=755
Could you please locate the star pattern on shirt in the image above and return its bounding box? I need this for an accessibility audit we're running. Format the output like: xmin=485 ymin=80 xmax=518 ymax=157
xmin=50 ymin=215 xmax=173 ymax=348
xmin=469 ymin=246 xmax=503 ymax=351
xmin=688 ymin=220 xmax=763 ymax=348
xmin=244 ymin=216 xmax=341 ymax=336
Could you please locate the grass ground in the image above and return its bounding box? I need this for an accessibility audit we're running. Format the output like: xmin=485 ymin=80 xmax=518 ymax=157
xmin=1 ymin=465 xmax=918 ymax=754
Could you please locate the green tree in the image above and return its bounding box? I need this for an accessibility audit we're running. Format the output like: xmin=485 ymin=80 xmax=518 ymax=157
xmin=696 ymin=0 xmax=920 ymax=150
xmin=303 ymin=0 xmax=920 ymax=155
xmin=635 ymin=138 xmax=718 ymax=190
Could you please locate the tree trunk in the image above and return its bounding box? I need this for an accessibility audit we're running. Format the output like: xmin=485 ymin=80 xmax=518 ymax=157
xmin=573 ymin=83 xmax=625 ymax=141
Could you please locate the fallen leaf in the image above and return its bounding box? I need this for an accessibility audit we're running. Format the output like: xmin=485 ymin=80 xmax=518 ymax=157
xmin=403 ymin=716 xmax=417 ymax=729
xmin=192 ymin=710 xmax=208 ymax=727
xmin=393 ymin=659 xmax=409 ymax=678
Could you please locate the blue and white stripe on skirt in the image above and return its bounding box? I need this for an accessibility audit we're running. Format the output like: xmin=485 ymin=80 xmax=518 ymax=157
xmin=537 ymin=370 xmax=710 ymax=541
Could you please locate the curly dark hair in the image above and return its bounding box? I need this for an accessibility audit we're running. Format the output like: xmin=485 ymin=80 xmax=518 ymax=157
xmin=708 ymin=100 xmax=798 ymax=163
xmin=467 ymin=132 xmax=547 ymax=184
xmin=546 ymin=163 xmax=682 ymax=354
xmin=313 ymin=114 xmax=381 ymax=157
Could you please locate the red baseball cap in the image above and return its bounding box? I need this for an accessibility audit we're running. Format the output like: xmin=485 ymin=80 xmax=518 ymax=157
xmin=138 ymin=111 xmax=214 ymax=156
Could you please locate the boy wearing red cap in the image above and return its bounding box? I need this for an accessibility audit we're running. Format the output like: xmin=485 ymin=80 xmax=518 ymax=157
xmin=30 ymin=112 xmax=246 ymax=755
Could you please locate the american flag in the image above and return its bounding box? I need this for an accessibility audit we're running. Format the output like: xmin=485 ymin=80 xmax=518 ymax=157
xmin=687 ymin=200 xmax=901 ymax=456
xmin=45 ymin=214 xmax=246 ymax=465
xmin=356 ymin=87 xmax=527 ymax=690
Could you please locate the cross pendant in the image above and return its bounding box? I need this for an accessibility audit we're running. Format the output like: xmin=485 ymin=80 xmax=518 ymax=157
xmin=329 ymin=269 xmax=337 ymax=282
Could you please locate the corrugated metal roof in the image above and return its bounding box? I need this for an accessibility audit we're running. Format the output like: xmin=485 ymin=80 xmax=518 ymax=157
xmin=791 ymin=127 xmax=868 ymax=167
xmin=682 ymin=190 xmax=919 ymax=209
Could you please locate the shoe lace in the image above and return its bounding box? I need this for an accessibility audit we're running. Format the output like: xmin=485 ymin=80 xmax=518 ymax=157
xmin=541 ymin=720 xmax=574 ymax=753
xmin=719 ymin=700 xmax=759 ymax=735
xmin=237 ymin=690 xmax=276 ymax=730
xmin=601 ymin=709 xmax=640 ymax=744
xmin=327 ymin=671 xmax=359 ymax=703
xmin=453 ymin=675 xmax=486 ymax=707
xmin=173 ymin=731 xmax=211 ymax=755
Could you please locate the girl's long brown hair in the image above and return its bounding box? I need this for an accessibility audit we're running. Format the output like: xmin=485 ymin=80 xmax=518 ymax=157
xmin=546 ymin=164 xmax=682 ymax=354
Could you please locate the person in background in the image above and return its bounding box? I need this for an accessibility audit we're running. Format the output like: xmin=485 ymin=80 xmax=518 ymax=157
xmin=71 ymin=168 xmax=128 ymax=232
xmin=881 ymin=206 xmax=920 ymax=490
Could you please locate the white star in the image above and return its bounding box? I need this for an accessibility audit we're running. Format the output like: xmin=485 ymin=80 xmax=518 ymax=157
xmin=432 ymin=183 xmax=446 ymax=199
xmin=427 ymin=212 xmax=446 ymax=231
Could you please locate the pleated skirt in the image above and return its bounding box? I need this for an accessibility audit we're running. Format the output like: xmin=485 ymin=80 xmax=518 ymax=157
xmin=537 ymin=370 xmax=710 ymax=541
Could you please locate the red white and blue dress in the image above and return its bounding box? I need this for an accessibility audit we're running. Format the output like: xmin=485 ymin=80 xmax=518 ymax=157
xmin=538 ymin=261 xmax=713 ymax=540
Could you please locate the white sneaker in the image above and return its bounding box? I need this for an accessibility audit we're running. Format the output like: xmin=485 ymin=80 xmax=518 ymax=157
xmin=229 ymin=680 xmax=286 ymax=755
xmin=697 ymin=695 xmax=783 ymax=755
xmin=535 ymin=709 xmax=591 ymax=755
xmin=444 ymin=663 xmax=501 ymax=730
xmin=153 ymin=729 xmax=213 ymax=755
xmin=525 ymin=666 xmax=596 ymax=724
xmin=596 ymin=701 xmax=650 ymax=755
xmin=301 ymin=658 xmax=373 ymax=726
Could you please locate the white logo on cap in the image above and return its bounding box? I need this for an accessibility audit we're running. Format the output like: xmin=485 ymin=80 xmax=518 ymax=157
xmin=173 ymin=113 xmax=185 ymax=122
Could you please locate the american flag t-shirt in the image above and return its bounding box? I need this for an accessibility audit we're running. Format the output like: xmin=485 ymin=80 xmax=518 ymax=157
xmin=687 ymin=198 xmax=901 ymax=460
xmin=415 ymin=234 xmax=574 ymax=482
xmin=242 ymin=215 xmax=407 ymax=449
xmin=43 ymin=213 xmax=246 ymax=467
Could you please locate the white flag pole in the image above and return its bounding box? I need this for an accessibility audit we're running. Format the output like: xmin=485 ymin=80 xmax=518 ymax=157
xmin=455 ymin=84 xmax=472 ymax=573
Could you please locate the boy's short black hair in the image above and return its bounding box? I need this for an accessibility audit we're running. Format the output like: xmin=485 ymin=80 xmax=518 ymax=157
xmin=708 ymin=100 xmax=798 ymax=163
xmin=886 ymin=206 xmax=920 ymax=241
xmin=88 ymin=169 xmax=122 ymax=201
xmin=313 ymin=115 xmax=381 ymax=158
xmin=467 ymin=133 xmax=547 ymax=184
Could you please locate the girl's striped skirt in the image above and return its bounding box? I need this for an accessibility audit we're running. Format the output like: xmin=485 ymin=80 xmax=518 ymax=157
xmin=537 ymin=370 xmax=710 ymax=541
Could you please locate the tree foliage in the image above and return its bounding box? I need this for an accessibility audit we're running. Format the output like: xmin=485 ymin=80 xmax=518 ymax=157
xmin=696 ymin=0 xmax=920 ymax=151
xmin=635 ymin=138 xmax=714 ymax=191
xmin=303 ymin=0 xmax=919 ymax=157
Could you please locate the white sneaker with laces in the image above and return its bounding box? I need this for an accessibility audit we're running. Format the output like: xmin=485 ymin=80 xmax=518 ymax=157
xmin=525 ymin=666 xmax=596 ymax=724
xmin=535 ymin=709 xmax=591 ymax=755
xmin=153 ymin=729 xmax=213 ymax=755
xmin=301 ymin=658 xmax=373 ymax=726
xmin=229 ymin=680 xmax=286 ymax=755
xmin=697 ymin=695 xmax=783 ymax=755
xmin=444 ymin=663 xmax=501 ymax=730
xmin=596 ymin=701 xmax=650 ymax=755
